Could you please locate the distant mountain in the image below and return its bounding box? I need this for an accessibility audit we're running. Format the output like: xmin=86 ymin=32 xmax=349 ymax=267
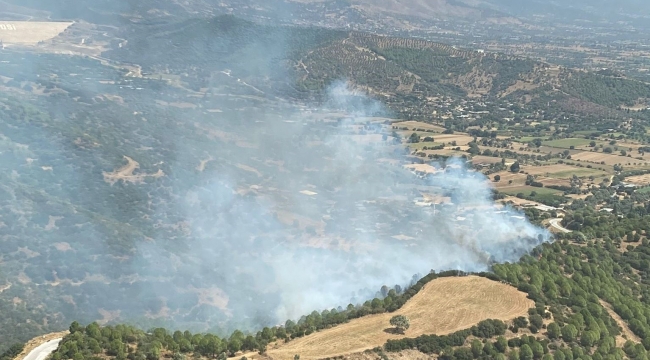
xmin=3 ymin=0 xmax=648 ymax=27
xmin=483 ymin=0 xmax=650 ymax=23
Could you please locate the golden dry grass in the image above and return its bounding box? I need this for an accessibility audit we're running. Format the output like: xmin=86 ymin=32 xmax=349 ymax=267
xmin=471 ymin=155 xmax=504 ymax=165
xmin=0 ymin=21 xmax=73 ymax=45
xmin=626 ymin=174 xmax=650 ymax=186
xmin=571 ymin=151 xmax=648 ymax=166
xmin=490 ymin=171 xmax=528 ymax=189
xmin=267 ymin=276 xmax=533 ymax=360
xmin=392 ymin=121 xmax=445 ymax=132
xmin=523 ymin=164 xmax=578 ymax=176
xmin=432 ymin=134 xmax=474 ymax=145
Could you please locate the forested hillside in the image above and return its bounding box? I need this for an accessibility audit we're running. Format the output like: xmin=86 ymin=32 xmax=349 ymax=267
xmin=40 ymin=235 xmax=650 ymax=360
xmin=108 ymin=15 xmax=650 ymax=122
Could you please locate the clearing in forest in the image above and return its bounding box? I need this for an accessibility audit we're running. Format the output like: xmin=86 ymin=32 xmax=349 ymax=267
xmin=267 ymin=276 xmax=533 ymax=360
xmin=103 ymin=156 xmax=164 ymax=185
xmin=599 ymin=300 xmax=641 ymax=346
xmin=0 ymin=21 xmax=73 ymax=45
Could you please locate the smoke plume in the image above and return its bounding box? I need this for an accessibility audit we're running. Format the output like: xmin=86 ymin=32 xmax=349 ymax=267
xmin=0 ymin=3 xmax=552 ymax=336
xmin=133 ymin=81 xmax=550 ymax=327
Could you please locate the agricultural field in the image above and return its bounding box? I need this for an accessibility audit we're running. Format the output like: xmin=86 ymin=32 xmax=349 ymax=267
xmin=542 ymin=138 xmax=592 ymax=148
xmin=498 ymin=186 xmax=562 ymax=197
xmin=571 ymin=151 xmax=648 ymax=166
xmin=392 ymin=121 xmax=445 ymax=132
xmin=524 ymin=164 xmax=606 ymax=179
xmin=266 ymin=276 xmax=533 ymax=360
xmin=471 ymin=155 xmax=505 ymax=165
xmin=626 ymin=174 xmax=650 ymax=186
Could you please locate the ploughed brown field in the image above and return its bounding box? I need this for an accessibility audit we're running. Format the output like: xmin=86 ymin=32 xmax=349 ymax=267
xmin=267 ymin=276 xmax=534 ymax=360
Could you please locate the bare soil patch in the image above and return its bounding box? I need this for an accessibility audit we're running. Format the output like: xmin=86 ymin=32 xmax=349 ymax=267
xmin=103 ymin=156 xmax=165 ymax=185
xmin=499 ymin=80 xmax=540 ymax=98
xmin=236 ymin=164 xmax=262 ymax=177
xmin=190 ymin=286 xmax=230 ymax=312
xmin=196 ymin=157 xmax=213 ymax=172
xmin=404 ymin=164 xmax=439 ymax=174
xmin=53 ymin=242 xmax=72 ymax=252
xmin=432 ymin=134 xmax=474 ymax=146
xmin=625 ymin=174 xmax=650 ymax=186
xmin=267 ymin=276 xmax=533 ymax=360
xmin=97 ymin=309 xmax=121 ymax=326
xmin=471 ymin=155 xmax=503 ymax=165
xmin=45 ymin=216 xmax=63 ymax=231
xmin=0 ymin=21 xmax=73 ymax=46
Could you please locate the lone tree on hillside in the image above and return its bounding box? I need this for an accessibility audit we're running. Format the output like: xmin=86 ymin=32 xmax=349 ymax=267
xmin=389 ymin=315 xmax=410 ymax=334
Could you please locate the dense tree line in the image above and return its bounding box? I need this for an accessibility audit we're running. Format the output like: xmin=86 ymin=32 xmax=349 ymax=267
xmin=49 ymin=235 xmax=650 ymax=360
xmin=50 ymin=270 xmax=479 ymax=360
xmin=0 ymin=344 xmax=24 ymax=360
xmin=382 ymin=235 xmax=650 ymax=360
xmin=385 ymin=319 xmax=507 ymax=354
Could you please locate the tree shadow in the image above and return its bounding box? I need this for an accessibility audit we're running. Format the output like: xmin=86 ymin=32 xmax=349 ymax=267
xmin=383 ymin=327 xmax=404 ymax=335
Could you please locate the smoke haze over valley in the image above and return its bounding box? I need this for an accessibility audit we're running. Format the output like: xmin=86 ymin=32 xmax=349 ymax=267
xmin=0 ymin=10 xmax=553 ymax=340
xmin=10 ymin=0 xmax=650 ymax=353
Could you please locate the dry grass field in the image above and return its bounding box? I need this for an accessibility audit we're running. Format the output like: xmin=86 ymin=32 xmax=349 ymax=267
xmin=571 ymin=151 xmax=648 ymax=166
xmin=471 ymin=155 xmax=505 ymax=165
xmin=626 ymin=174 xmax=650 ymax=186
xmin=491 ymin=172 xmax=528 ymax=188
xmin=523 ymin=164 xmax=605 ymax=178
xmin=267 ymin=276 xmax=533 ymax=360
xmin=0 ymin=21 xmax=73 ymax=45
xmin=393 ymin=121 xmax=445 ymax=132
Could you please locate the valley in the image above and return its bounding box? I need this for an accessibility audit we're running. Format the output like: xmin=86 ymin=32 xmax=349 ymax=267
xmin=1 ymin=2 xmax=650 ymax=360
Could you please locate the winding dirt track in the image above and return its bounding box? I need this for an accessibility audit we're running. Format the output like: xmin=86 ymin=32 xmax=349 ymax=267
xmin=268 ymin=276 xmax=533 ymax=360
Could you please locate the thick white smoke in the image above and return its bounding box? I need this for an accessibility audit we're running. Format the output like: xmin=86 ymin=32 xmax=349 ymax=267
xmin=142 ymin=81 xmax=551 ymax=325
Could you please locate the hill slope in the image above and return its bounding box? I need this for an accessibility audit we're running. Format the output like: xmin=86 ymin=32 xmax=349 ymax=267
xmin=267 ymin=276 xmax=533 ymax=360
xmin=107 ymin=17 xmax=650 ymax=122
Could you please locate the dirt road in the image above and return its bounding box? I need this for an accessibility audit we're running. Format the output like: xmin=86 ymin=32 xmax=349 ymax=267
xmin=549 ymin=218 xmax=571 ymax=233
xmin=22 ymin=339 xmax=62 ymax=360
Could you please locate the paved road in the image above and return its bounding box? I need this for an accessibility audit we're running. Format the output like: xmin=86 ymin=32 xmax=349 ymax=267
xmin=23 ymin=338 xmax=62 ymax=360
xmin=549 ymin=218 xmax=572 ymax=233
